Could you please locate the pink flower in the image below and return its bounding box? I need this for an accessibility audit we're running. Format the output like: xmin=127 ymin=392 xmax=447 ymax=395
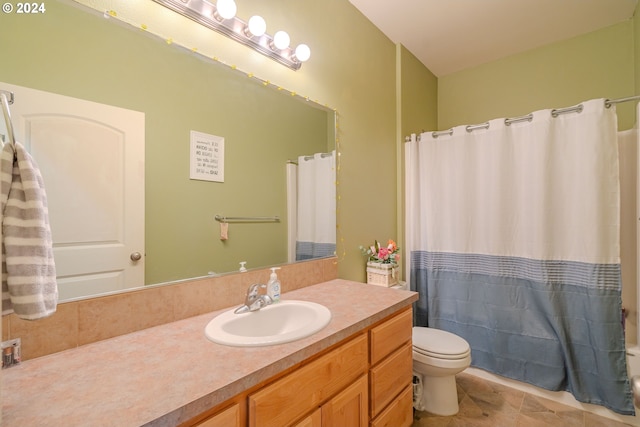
xmin=361 ymin=239 xmax=400 ymax=264
xmin=378 ymin=247 xmax=389 ymax=260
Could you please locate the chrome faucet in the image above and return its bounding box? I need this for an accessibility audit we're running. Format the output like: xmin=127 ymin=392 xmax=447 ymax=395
xmin=234 ymin=283 xmax=273 ymax=314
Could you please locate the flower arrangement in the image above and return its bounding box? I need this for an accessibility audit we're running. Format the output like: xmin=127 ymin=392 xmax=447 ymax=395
xmin=360 ymin=239 xmax=400 ymax=264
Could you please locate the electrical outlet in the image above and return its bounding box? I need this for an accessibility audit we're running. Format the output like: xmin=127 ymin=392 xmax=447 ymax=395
xmin=1 ymin=338 xmax=21 ymax=368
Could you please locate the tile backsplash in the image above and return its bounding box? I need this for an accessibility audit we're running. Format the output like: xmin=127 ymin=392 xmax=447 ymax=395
xmin=2 ymin=257 xmax=338 ymax=361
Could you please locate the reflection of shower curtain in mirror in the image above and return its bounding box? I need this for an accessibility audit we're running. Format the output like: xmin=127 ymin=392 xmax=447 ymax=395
xmin=295 ymin=152 xmax=336 ymax=260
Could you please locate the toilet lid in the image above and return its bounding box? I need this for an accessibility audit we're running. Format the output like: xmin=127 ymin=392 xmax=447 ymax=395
xmin=413 ymin=327 xmax=470 ymax=359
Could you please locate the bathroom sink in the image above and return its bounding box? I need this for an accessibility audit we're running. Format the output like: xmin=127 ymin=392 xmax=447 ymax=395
xmin=204 ymin=300 xmax=332 ymax=347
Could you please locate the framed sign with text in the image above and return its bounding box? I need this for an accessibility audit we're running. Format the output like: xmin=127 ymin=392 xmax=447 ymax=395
xmin=190 ymin=130 xmax=224 ymax=182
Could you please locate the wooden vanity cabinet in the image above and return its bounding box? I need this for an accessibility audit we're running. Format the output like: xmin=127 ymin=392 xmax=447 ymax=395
xmin=184 ymin=307 xmax=413 ymax=427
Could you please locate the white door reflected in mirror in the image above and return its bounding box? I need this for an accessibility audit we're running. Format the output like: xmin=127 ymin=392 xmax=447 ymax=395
xmin=1 ymin=82 xmax=145 ymax=301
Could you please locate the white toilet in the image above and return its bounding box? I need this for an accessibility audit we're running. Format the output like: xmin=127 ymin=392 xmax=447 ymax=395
xmin=412 ymin=326 xmax=471 ymax=416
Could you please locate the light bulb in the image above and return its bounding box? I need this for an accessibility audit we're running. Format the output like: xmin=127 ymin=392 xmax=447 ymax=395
xmin=247 ymin=15 xmax=266 ymax=37
xmin=216 ymin=0 xmax=236 ymax=20
xmin=294 ymin=44 xmax=311 ymax=62
xmin=273 ymin=31 xmax=290 ymax=50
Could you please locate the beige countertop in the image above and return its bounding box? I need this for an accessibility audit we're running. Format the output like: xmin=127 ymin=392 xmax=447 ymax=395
xmin=2 ymin=279 xmax=417 ymax=427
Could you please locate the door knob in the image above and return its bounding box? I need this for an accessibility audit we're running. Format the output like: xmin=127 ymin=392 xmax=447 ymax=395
xmin=130 ymin=252 xmax=142 ymax=261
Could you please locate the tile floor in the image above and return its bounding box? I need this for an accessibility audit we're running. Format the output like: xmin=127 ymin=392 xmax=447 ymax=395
xmin=412 ymin=372 xmax=635 ymax=427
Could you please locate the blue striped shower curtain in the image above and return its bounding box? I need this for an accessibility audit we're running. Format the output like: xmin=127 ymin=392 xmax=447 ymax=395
xmin=405 ymin=99 xmax=634 ymax=414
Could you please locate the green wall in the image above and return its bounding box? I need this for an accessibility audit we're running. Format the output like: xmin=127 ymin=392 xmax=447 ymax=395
xmin=0 ymin=2 xmax=330 ymax=283
xmin=399 ymin=46 xmax=438 ymax=137
xmin=438 ymin=20 xmax=636 ymax=131
xmin=279 ymin=0 xmax=398 ymax=281
xmin=5 ymin=0 xmax=635 ymax=287
xmin=1 ymin=0 xmax=401 ymax=284
xmin=396 ymin=46 xmax=438 ymax=272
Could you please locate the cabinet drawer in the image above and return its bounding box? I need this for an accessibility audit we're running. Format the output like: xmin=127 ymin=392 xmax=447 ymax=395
xmin=249 ymin=333 xmax=368 ymax=427
xmin=370 ymin=308 xmax=412 ymax=365
xmin=369 ymin=342 xmax=412 ymax=417
xmin=370 ymin=384 xmax=413 ymax=427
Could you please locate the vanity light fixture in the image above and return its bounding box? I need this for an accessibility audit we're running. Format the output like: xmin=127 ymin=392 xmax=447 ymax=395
xmin=293 ymin=44 xmax=311 ymax=63
xmin=151 ymin=0 xmax=310 ymax=70
xmin=214 ymin=0 xmax=236 ymax=20
xmin=272 ymin=30 xmax=290 ymax=50
xmin=246 ymin=15 xmax=266 ymax=37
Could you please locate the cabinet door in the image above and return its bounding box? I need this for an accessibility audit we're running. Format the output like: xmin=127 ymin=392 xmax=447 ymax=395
xmin=249 ymin=334 xmax=367 ymax=427
xmin=194 ymin=403 xmax=240 ymax=427
xmin=321 ymin=375 xmax=368 ymax=427
xmin=292 ymin=408 xmax=321 ymax=427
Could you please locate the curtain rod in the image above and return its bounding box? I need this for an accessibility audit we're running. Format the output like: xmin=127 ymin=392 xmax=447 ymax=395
xmin=406 ymin=95 xmax=640 ymax=141
xmin=303 ymin=152 xmax=333 ymax=161
xmin=287 ymin=152 xmax=333 ymax=165
xmin=605 ymin=95 xmax=640 ymax=108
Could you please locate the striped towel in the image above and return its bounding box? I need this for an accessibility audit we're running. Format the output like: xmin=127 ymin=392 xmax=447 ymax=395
xmin=1 ymin=141 xmax=57 ymax=320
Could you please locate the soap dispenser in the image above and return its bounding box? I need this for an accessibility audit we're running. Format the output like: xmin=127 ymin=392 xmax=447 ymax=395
xmin=267 ymin=267 xmax=281 ymax=303
xmin=239 ymin=261 xmax=247 ymax=273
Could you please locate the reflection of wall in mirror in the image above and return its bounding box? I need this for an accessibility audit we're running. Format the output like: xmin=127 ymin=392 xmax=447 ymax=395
xmin=0 ymin=1 xmax=335 ymax=300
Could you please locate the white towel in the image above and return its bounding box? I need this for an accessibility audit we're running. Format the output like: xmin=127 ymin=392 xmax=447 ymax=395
xmin=1 ymin=141 xmax=57 ymax=320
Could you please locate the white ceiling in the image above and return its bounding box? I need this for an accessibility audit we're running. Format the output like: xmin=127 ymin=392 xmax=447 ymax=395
xmin=348 ymin=0 xmax=638 ymax=77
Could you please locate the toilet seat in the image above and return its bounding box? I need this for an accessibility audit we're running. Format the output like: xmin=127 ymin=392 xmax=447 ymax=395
xmin=412 ymin=327 xmax=470 ymax=360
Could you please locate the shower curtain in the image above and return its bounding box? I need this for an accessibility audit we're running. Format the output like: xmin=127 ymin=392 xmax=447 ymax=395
xmin=405 ymin=99 xmax=634 ymax=414
xmin=295 ymin=151 xmax=336 ymax=260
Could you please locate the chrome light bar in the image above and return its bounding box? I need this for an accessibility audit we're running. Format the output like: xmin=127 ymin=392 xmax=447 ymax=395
xmin=151 ymin=0 xmax=303 ymax=70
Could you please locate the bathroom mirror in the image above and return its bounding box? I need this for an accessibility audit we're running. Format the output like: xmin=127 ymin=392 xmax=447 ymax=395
xmin=0 ymin=1 xmax=336 ymax=302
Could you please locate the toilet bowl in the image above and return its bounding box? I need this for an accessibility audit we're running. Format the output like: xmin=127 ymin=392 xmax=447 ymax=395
xmin=412 ymin=326 xmax=471 ymax=416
